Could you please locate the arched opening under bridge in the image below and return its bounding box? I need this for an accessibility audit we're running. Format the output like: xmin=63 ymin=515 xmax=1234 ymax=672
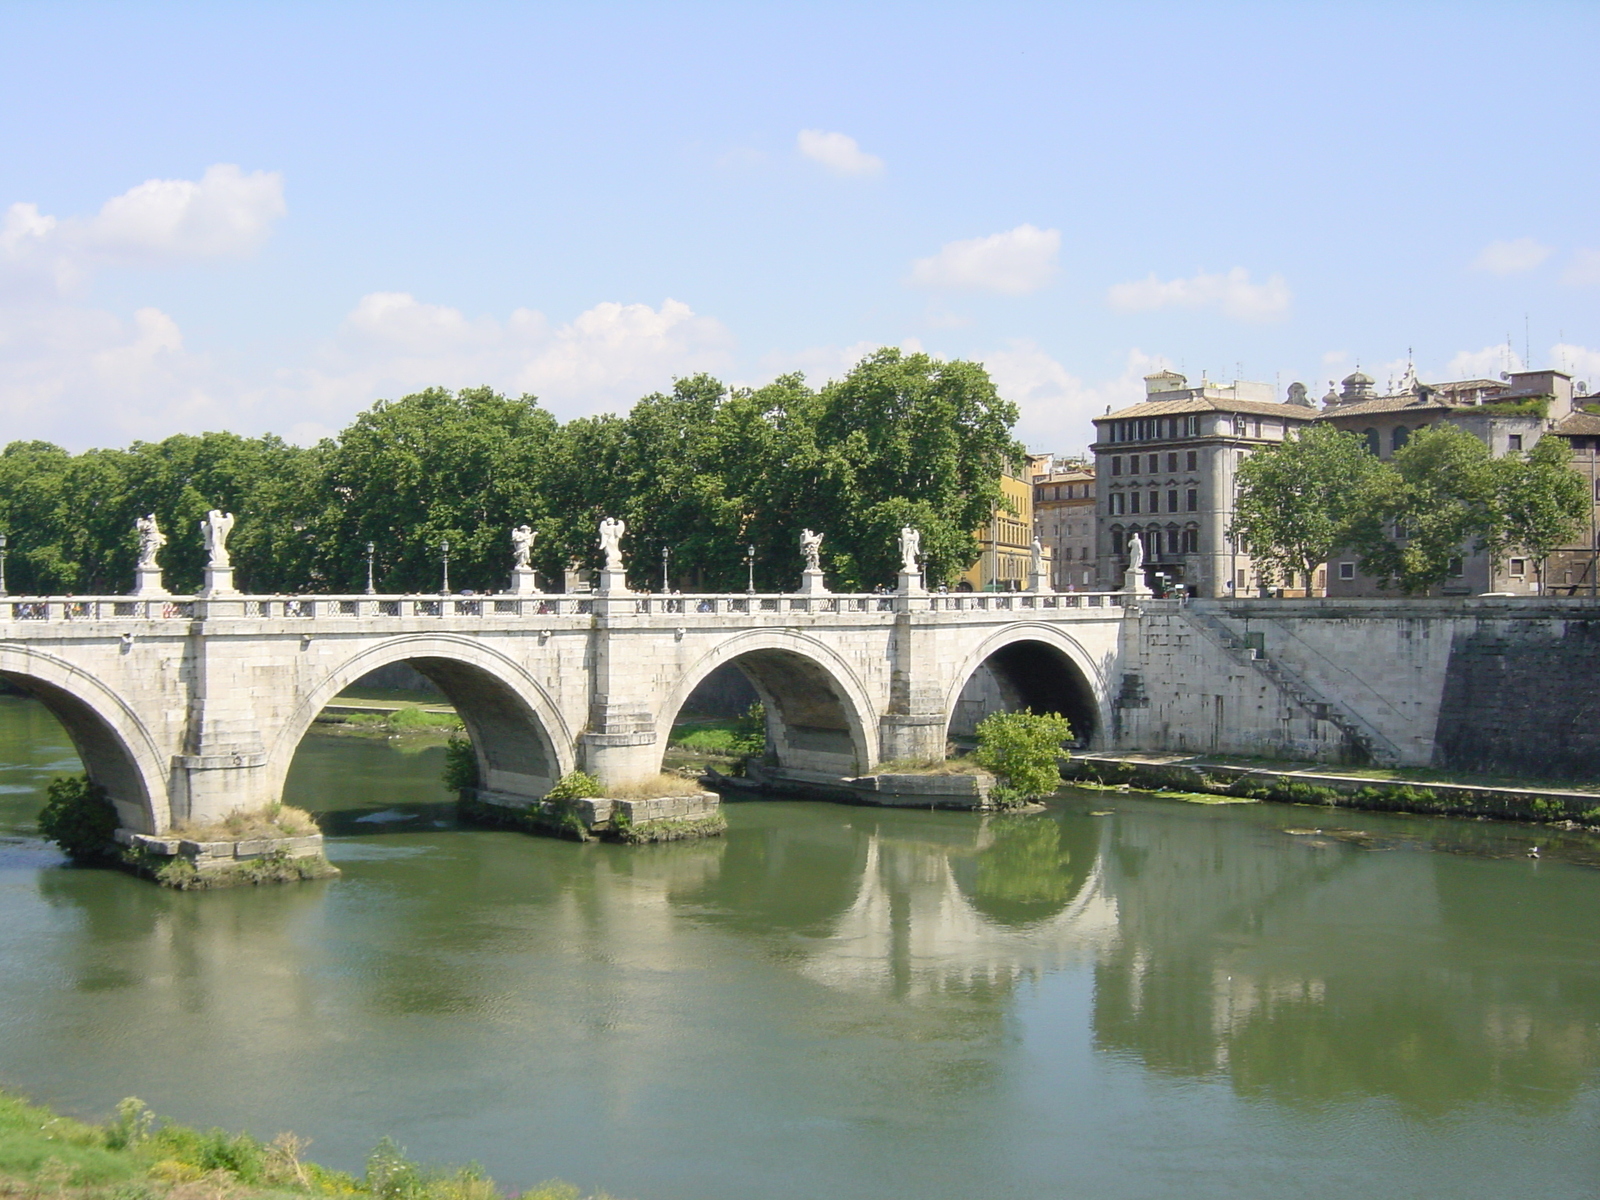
xmin=0 ymin=669 xmax=159 ymax=833
xmin=271 ymin=640 xmax=571 ymax=831
xmin=947 ymin=638 xmax=1099 ymax=751
xmin=664 ymin=643 xmax=873 ymax=778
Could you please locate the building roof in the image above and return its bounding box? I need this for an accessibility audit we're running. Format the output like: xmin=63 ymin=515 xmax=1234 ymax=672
xmin=1314 ymin=395 xmax=1458 ymax=419
xmin=1097 ymin=395 xmax=1316 ymax=422
xmin=1552 ymin=411 xmax=1600 ymax=436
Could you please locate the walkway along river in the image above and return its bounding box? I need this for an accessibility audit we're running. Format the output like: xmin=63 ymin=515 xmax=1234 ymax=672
xmin=1 ymin=692 xmax=1597 ymax=1200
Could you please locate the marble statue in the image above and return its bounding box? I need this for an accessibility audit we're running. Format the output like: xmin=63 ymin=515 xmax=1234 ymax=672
xmin=800 ymin=528 xmax=823 ymax=572
xmin=598 ymin=516 xmax=626 ymax=571
xmin=1031 ymin=532 xmax=1044 ymax=574
xmin=1127 ymin=531 xmax=1145 ymax=573
xmin=899 ymin=525 xmax=921 ymax=573
xmin=201 ymin=509 xmax=234 ymax=569
xmin=511 ymin=524 xmax=536 ymax=569
xmin=135 ymin=514 xmax=166 ymax=569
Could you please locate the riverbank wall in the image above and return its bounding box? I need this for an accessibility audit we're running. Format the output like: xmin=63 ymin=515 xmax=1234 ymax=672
xmin=1118 ymin=597 xmax=1600 ymax=780
xmin=1066 ymin=752 xmax=1600 ymax=827
xmin=462 ymin=788 xmax=726 ymax=842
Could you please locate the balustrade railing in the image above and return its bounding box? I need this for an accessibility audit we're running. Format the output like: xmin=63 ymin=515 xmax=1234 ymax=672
xmin=0 ymin=589 xmax=1127 ymax=625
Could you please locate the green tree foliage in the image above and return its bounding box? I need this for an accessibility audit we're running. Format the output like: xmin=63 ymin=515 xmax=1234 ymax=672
xmin=544 ymin=770 xmax=602 ymax=800
xmin=1231 ymin=425 xmax=1384 ymax=589
xmin=320 ymin=387 xmax=560 ymax=593
xmin=442 ymin=735 xmax=480 ymax=796
xmin=1490 ymin=433 xmax=1590 ymax=565
xmin=974 ymin=709 xmax=1072 ymax=805
xmin=36 ymin=773 xmax=119 ymax=860
xmin=0 ymin=350 xmax=1023 ymax=596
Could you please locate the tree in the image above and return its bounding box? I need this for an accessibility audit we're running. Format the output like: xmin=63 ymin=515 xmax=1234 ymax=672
xmin=1491 ymin=434 xmax=1590 ymax=568
xmin=1346 ymin=424 xmax=1499 ymax=594
xmin=974 ymin=709 xmax=1072 ymax=806
xmin=1231 ymin=425 xmax=1384 ymax=589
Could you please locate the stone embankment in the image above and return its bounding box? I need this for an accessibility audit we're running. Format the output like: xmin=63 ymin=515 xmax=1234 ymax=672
xmin=115 ymin=828 xmax=338 ymax=888
xmin=1065 ymin=751 xmax=1600 ymax=827
xmin=464 ymin=788 xmax=726 ymax=842
xmin=716 ymin=761 xmax=1000 ymax=809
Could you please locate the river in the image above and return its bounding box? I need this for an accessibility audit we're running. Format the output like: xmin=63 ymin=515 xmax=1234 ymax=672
xmin=1 ymin=692 xmax=1597 ymax=1199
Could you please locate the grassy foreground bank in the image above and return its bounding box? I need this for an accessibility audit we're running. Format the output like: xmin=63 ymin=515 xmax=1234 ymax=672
xmin=0 ymin=1091 xmax=618 ymax=1200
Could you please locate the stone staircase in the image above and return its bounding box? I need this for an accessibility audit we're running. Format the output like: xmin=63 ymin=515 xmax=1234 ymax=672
xmin=1182 ymin=608 xmax=1405 ymax=766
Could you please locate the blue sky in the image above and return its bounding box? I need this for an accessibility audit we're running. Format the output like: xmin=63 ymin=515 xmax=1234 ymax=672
xmin=3 ymin=1 xmax=1597 ymax=453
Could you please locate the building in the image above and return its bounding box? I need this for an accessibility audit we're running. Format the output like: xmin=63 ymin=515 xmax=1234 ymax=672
xmin=1091 ymin=372 xmax=1318 ymax=597
xmin=960 ymin=470 xmax=1049 ymax=591
xmin=1317 ymin=367 xmax=1583 ymax=596
xmin=1546 ymin=408 xmax=1600 ymax=594
xmin=1032 ymin=459 xmax=1097 ymax=590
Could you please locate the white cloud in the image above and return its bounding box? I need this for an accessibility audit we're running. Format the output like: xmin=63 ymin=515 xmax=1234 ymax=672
xmin=0 ymin=165 xmax=285 ymax=297
xmin=1561 ymin=248 xmax=1600 ymax=287
xmin=1446 ymin=343 xmax=1522 ymax=380
xmin=1550 ymin=343 xmax=1600 ymax=386
xmin=796 ymin=129 xmax=883 ymax=177
xmin=1107 ymin=267 xmax=1291 ymax=322
xmin=1471 ymin=237 xmax=1551 ymax=275
xmin=984 ymin=340 xmax=1156 ymax=453
xmin=908 ymin=224 xmax=1060 ymax=295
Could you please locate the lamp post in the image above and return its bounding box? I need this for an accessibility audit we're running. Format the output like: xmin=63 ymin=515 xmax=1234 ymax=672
xmin=365 ymin=541 xmax=376 ymax=595
xmin=440 ymin=540 xmax=451 ymax=596
xmin=746 ymin=544 xmax=755 ymax=595
xmin=660 ymin=545 xmax=670 ymax=593
xmin=0 ymin=533 xmax=7 ymax=597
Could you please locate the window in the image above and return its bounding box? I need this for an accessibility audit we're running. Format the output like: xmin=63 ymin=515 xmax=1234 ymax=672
xmin=1364 ymin=428 xmax=1381 ymax=455
xmin=1316 ymin=569 xmax=1326 ymax=590
xmin=1508 ymin=434 xmax=1523 ymax=452
xmin=1182 ymin=527 xmax=1199 ymax=554
xmin=1111 ymin=528 xmax=1124 ymax=555
xmin=1111 ymin=456 xmax=1122 ymax=476
xmin=1167 ymin=489 xmax=1179 ymax=513
xmin=1186 ymin=450 xmax=1197 ymax=471
xmin=1130 ymin=492 xmax=1141 ymax=514
xmin=1149 ymin=490 xmax=1160 ymax=513
xmin=1147 ymin=454 xmax=1159 ymax=473
xmin=1110 ymin=491 xmax=1125 ymax=515
xmin=1186 ymin=488 xmax=1198 ymax=512
xmin=1338 ymin=562 xmax=1354 ymax=580
xmin=1509 ymin=558 xmax=1526 ymax=577
xmin=1236 ymin=569 xmax=1247 ymax=589
xmin=1449 ymin=557 xmax=1465 ymax=578
xmin=1185 ymin=415 xmax=1200 ymax=437
xmin=1392 ymin=426 xmax=1410 ymax=452
xmin=1167 ymin=452 xmax=1178 ymax=472
xmin=1594 ymin=478 xmax=1600 ymax=503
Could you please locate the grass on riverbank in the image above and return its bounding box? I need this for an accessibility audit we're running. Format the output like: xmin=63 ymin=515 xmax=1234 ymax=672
xmin=171 ymin=804 xmax=319 ymax=842
xmin=0 ymin=1090 xmax=616 ymax=1200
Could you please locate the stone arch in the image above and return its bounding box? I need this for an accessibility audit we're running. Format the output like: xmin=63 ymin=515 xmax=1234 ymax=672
xmin=658 ymin=630 xmax=878 ymax=777
xmin=265 ymin=635 xmax=576 ymax=807
xmin=942 ymin=623 xmax=1108 ymax=750
xmin=0 ymin=645 xmax=169 ymax=833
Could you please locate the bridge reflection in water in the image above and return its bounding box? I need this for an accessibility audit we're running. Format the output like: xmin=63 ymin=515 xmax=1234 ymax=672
xmin=2 ymin=700 xmax=1597 ymax=1198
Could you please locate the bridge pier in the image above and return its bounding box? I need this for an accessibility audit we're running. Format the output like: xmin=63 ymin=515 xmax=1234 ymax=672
xmin=881 ymin=605 xmax=951 ymax=764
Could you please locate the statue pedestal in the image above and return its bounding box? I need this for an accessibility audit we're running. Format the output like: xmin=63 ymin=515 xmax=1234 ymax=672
xmin=1124 ymin=567 xmax=1151 ymax=597
xmin=597 ymin=568 xmax=628 ymax=595
xmin=798 ymin=569 xmax=828 ymax=596
xmin=132 ymin=567 xmax=168 ymax=598
xmin=511 ymin=567 xmax=538 ymax=595
xmin=1030 ymin=566 xmax=1051 ymax=593
xmin=898 ymin=570 xmax=925 ymax=596
xmin=200 ymin=567 xmax=236 ymax=597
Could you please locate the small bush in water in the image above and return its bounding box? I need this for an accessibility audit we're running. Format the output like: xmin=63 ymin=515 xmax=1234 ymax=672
xmin=37 ymin=774 xmax=119 ymax=860
xmin=545 ymin=770 xmax=602 ymax=801
xmin=974 ymin=710 xmax=1072 ymax=806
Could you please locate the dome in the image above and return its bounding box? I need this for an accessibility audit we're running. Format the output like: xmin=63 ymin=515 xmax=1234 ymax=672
xmin=1342 ymin=370 xmax=1373 ymax=387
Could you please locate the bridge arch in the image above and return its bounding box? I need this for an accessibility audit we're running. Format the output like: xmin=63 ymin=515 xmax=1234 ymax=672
xmin=266 ymin=634 xmax=576 ymax=807
xmin=0 ymin=645 xmax=170 ymax=833
xmin=942 ymin=622 xmax=1109 ymax=749
xmin=659 ymin=630 xmax=879 ymax=777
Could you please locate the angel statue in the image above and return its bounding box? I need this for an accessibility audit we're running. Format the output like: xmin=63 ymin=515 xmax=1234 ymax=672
xmin=598 ymin=516 xmax=626 ymax=571
xmin=898 ymin=525 xmax=921 ymax=573
xmin=800 ymin=528 xmax=823 ymax=572
xmin=511 ymin=524 xmax=536 ymax=569
xmin=201 ymin=509 xmax=235 ymax=569
xmin=135 ymin=514 xmax=166 ymax=569
xmin=1127 ymin=531 xmax=1145 ymax=573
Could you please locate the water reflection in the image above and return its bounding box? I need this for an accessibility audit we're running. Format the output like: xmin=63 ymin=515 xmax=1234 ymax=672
xmin=2 ymin=696 xmax=1598 ymax=1199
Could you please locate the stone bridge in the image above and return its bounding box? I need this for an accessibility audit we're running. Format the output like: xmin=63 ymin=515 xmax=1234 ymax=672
xmin=0 ymin=588 xmax=1129 ymax=835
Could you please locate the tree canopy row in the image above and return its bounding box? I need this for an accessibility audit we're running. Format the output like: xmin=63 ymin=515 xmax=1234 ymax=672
xmin=0 ymin=349 xmax=1024 ymax=596
xmin=1231 ymin=423 xmax=1591 ymax=594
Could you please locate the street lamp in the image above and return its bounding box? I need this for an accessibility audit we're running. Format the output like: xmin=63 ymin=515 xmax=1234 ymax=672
xmin=660 ymin=545 xmax=670 ymax=593
xmin=0 ymin=533 xmax=8 ymax=597
xmin=746 ymin=544 xmax=755 ymax=594
xmin=365 ymin=541 xmax=376 ymax=595
xmin=440 ymin=540 xmax=451 ymax=595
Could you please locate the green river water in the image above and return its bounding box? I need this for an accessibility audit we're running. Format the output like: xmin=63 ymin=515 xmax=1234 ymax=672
xmin=0 ymin=692 xmax=1597 ymax=1199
